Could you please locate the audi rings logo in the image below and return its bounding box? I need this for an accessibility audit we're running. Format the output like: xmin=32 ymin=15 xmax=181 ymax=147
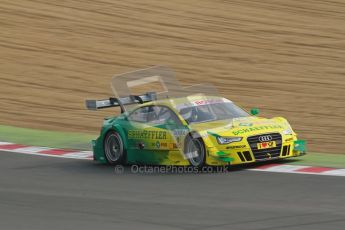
xmin=259 ymin=135 xmax=273 ymax=142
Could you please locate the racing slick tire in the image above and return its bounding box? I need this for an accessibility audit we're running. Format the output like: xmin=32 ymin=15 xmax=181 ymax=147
xmin=104 ymin=131 xmax=126 ymax=165
xmin=185 ymin=135 xmax=206 ymax=168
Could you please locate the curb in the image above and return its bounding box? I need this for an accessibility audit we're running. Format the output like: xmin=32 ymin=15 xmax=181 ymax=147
xmin=249 ymin=163 xmax=345 ymax=177
xmin=0 ymin=142 xmax=92 ymax=160
xmin=1 ymin=141 xmax=344 ymax=177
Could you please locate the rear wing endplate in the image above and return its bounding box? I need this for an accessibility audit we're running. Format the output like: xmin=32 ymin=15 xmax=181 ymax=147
xmin=85 ymin=92 xmax=156 ymax=113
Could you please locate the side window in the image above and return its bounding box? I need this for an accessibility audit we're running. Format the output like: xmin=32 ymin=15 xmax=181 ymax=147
xmin=148 ymin=106 xmax=181 ymax=126
xmin=127 ymin=106 xmax=150 ymax=123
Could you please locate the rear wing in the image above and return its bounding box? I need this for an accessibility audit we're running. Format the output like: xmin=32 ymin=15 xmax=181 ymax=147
xmin=85 ymin=92 xmax=156 ymax=113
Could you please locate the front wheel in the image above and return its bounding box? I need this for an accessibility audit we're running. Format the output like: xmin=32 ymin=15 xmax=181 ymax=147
xmin=185 ymin=136 xmax=206 ymax=167
xmin=104 ymin=131 xmax=126 ymax=165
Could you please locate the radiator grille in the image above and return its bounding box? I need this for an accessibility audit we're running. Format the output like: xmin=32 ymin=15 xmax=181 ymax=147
xmin=247 ymin=133 xmax=282 ymax=161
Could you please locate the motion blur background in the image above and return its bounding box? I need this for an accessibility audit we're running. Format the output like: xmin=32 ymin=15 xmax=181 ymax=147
xmin=0 ymin=0 xmax=344 ymax=153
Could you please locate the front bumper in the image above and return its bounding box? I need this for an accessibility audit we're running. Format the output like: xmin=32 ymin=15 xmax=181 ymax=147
xmin=207 ymin=139 xmax=307 ymax=166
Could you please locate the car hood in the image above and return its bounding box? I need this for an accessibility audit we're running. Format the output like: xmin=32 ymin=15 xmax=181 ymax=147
xmin=189 ymin=116 xmax=290 ymax=137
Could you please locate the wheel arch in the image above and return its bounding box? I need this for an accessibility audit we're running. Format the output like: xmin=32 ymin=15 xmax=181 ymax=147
xmin=184 ymin=130 xmax=212 ymax=149
xmin=107 ymin=124 xmax=129 ymax=150
xmin=184 ymin=130 xmax=207 ymax=167
xmin=184 ymin=131 xmax=208 ymax=153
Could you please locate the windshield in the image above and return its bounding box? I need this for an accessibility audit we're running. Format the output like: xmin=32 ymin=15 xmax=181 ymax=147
xmin=177 ymin=102 xmax=249 ymax=124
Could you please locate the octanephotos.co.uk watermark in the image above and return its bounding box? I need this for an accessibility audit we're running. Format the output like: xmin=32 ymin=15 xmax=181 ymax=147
xmin=114 ymin=165 xmax=229 ymax=174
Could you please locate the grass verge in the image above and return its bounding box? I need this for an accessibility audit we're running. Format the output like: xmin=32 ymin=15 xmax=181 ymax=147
xmin=285 ymin=153 xmax=345 ymax=169
xmin=0 ymin=125 xmax=344 ymax=168
xmin=0 ymin=124 xmax=96 ymax=150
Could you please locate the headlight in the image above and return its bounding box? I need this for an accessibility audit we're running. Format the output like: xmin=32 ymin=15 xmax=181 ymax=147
xmin=217 ymin=136 xmax=243 ymax=144
xmin=282 ymin=127 xmax=293 ymax=135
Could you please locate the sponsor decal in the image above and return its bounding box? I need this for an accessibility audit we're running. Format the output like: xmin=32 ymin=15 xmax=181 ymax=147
xmin=227 ymin=145 xmax=246 ymax=149
xmin=257 ymin=141 xmax=276 ymax=150
xmin=128 ymin=130 xmax=167 ymax=140
xmin=172 ymin=129 xmax=188 ymax=147
xmin=232 ymin=125 xmax=284 ymax=136
xmin=169 ymin=143 xmax=179 ymax=149
xmin=193 ymin=98 xmax=225 ymax=106
xmin=259 ymin=135 xmax=273 ymax=142
xmin=233 ymin=117 xmax=253 ymax=122
xmin=160 ymin=142 xmax=168 ymax=148
xmin=155 ymin=141 xmax=161 ymax=149
xmin=175 ymin=98 xmax=232 ymax=110
xmin=239 ymin=123 xmax=253 ymax=127
xmin=152 ymin=141 xmax=168 ymax=149
xmin=173 ymin=129 xmax=189 ymax=137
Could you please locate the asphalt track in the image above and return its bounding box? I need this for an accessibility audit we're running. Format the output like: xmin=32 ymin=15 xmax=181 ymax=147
xmin=0 ymin=151 xmax=344 ymax=230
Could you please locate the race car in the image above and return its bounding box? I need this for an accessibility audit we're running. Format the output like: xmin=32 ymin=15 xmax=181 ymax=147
xmin=86 ymin=66 xmax=306 ymax=167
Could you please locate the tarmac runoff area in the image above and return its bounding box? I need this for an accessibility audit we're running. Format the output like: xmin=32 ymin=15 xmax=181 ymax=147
xmin=1 ymin=142 xmax=345 ymax=230
xmin=0 ymin=148 xmax=344 ymax=230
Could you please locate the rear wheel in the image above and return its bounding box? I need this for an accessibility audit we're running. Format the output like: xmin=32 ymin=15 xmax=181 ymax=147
xmin=185 ymin=136 xmax=206 ymax=167
xmin=104 ymin=131 xmax=125 ymax=165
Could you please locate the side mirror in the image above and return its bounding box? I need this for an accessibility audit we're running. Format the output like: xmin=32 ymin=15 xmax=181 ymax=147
xmin=250 ymin=108 xmax=260 ymax=116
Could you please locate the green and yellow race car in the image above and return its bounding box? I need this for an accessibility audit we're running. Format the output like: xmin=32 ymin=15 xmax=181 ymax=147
xmin=86 ymin=92 xmax=306 ymax=167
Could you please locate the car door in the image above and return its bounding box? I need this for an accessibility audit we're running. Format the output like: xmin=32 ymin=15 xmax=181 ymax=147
xmin=125 ymin=105 xmax=188 ymax=164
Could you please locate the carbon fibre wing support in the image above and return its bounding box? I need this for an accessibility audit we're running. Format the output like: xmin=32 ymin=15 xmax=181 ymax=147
xmin=85 ymin=92 xmax=156 ymax=113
